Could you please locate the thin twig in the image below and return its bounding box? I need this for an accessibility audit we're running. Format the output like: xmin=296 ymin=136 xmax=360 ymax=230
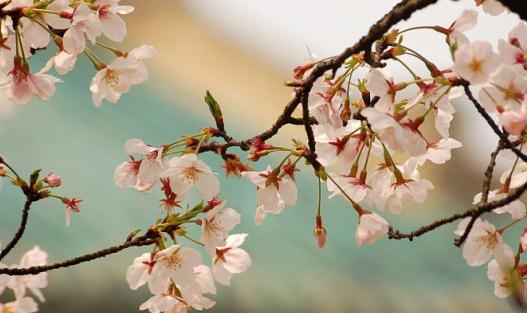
xmin=0 ymin=198 xmax=32 ymax=261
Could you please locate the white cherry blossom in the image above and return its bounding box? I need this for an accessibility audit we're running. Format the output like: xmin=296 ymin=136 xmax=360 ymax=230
xmin=212 ymin=233 xmax=252 ymax=286
xmin=241 ymin=166 xmax=297 ymax=224
xmin=162 ymin=154 xmax=220 ymax=201
xmin=115 ymin=138 xmax=167 ymax=193
xmin=94 ymin=0 xmax=135 ymax=42
xmin=63 ymin=3 xmax=102 ymax=54
xmin=366 ymin=68 xmax=396 ymax=113
xmin=487 ymin=243 xmax=520 ymax=298
xmin=454 ymin=40 xmax=501 ymax=85
xmin=455 ymin=218 xmax=504 ymax=267
xmin=201 ymin=203 xmax=241 ymax=255
xmin=355 ymin=212 xmax=389 ymax=247
xmin=7 ymin=246 xmax=48 ymax=302
xmin=149 ymin=245 xmax=202 ymax=293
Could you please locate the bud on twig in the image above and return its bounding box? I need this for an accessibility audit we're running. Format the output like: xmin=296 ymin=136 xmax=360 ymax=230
xmin=204 ymin=91 xmax=224 ymax=131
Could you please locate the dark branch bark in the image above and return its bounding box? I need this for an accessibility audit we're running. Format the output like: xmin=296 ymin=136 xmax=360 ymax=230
xmin=0 ymin=236 xmax=154 ymax=276
xmin=0 ymin=198 xmax=32 ymax=261
xmin=463 ymin=82 xmax=527 ymax=162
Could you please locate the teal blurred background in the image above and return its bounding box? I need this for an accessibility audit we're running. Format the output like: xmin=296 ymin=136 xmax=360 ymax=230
xmin=0 ymin=1 xmax=524 ymax=312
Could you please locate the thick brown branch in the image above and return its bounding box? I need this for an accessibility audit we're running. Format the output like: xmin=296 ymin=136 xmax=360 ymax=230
xmin=0 ymin=198 xmax=32 ymax=261
xmin=0 ymin=236 xmax=154 ymax=276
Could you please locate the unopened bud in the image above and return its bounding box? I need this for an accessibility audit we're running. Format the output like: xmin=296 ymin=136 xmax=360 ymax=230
xmin=313 ymin=216 xmax=327 ymax=249
xmin=44 ymin=173 xmax=62 ymax=187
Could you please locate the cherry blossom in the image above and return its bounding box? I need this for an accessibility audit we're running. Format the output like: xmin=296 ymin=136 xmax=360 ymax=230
xmin=455 ymin=218 xmax=504 ymax=266
xmin=7 ymin=58 xmax=61 ymax=105
xmin=162 ymin=154 xmax=220 ymax=201
xmin=361 ymin=108 xmax=427 ymax=157
xmin=487 ymin=244 xmax=520 ymax=298
xmin=365 ymin=68 xmax=397 ymax=113
xmin=126 ymin=252 xmax=156 ymax=292
xmin=115 ymin=138 xmax=167 ymax=193
xmin=446 ymin=9 xmax=478 ymax=47
xmin=355 ymin=211 xmax=389 ymax=247
xmin=242 ymin=166 xmax=297 ymax=224
xmin=454 ymin=40 xmax=501 ymax=85
xmin=200 ymin=202 xmax=241 ymax=255
xmin=63 ymin=3 xmax=102 ymax=55
xmin=212 ymin=233 xmax=251 ymax=286
xmin=7 ymin=247 xmax=48 ymax=302
xmin=149 ymin=245 xmax=202 ymax=293
xmin=94 ymin=0 xmax=135 ymax=42
xmin=498 ymin=22 xmax=527 ymax=68
xmin=410 ymin=138 xmax=462 ymax=167
xmin=314 ymin=121 xmax=363 ymax=173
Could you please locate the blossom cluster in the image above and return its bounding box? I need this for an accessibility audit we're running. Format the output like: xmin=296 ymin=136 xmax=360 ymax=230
xmin=0 ymin=0 xmax=154 ymax=111
xmin=115 ymin=138 xmax=251 ymax=312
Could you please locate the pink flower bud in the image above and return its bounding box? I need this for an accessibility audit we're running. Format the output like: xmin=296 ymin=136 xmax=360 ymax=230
xmin=44 ymin=173 xmax=62 ymax=187
xmin=500 ymin=109 xmax=526 ymax=136
xmin=313 ymin=216 xmax=327 ymax=249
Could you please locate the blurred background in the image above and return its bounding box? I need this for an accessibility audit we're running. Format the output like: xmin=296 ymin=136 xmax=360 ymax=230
xmin=0 ymin=0 xmax=524 ymax=312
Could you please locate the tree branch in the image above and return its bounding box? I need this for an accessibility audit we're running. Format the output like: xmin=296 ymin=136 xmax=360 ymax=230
xmin=0 ymin=198 xmax=32 ymax=261
xmin=463 ymin=82 xmax=527 ymax=162
xmin=0 ymin=236 xmax=155 ymax=276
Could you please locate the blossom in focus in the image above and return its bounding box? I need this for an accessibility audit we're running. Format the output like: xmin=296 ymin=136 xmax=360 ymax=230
xmin=114 ymin=138 xmax=167 ymax=193
xmin=212 ymin=233 xmax=252 ymax=286
xmin=242 ymin=166 xmax=298 ymax=225
xmin=200 ymin=202 xmax=241 ymax=255
xmin=365 ymin=68 xmax=397 ymax=113
xmin=93 ymin=0 xmax=135 ymax=42
xmin=162 ymin=153 xmax=220 ymax=201
xmin=149 ymin=245 xmax=202 ymax=293
xmin=63 ymin=3 xmax=102 ymax=54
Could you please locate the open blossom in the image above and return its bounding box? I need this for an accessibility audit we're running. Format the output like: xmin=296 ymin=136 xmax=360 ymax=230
xmin=499 ymin=23 xmax=527 ymax=68
xmin=473 ymin=190 xmax=526 ymax=219
xmin=314 ymin=121 xmax=363 ymax=173
xmin=410 ymin=138 xmax=462 ymax=167
xmin=365 ymin=68 xmax=397 ymax=113
xmin=446 ymin=9 xmax=478 ymax=46
xmin=388 ymin=166 xmax=434 ymax=214
xmin=126 ymin=252 xmax=157 ymax=292
xmin=7 ymin=58 xmax=62 ymax=105
xmin=455 ymin=218 xmax=504 ymax=267
xmin=355 ymin=211 xmax=389 ymax=247
xmin=307 ymin=78 xmax=343 ymax=127
xmin=479 ymin=67 xmax=527 ymax=113
xmin=43 ymin=0 xmax=72 ymax=30
xmin=7 ymin=247 xmax=48 ymax=302
xmin=201 ymin=202 xmax=241 ymax=255
xmin=212 ymin=234 xmax=252 ymax=286
xmin=149 ymin=245 xmax=202 ymax=293
xmin=327 ymin=173 xmax=370 ymax=204
xmin=63 ymin=3 xmax=102 ymax=54
xmin=454 ymin=40 xmax=501 ymax=85
xmin=90 ymin=45 xmax=156 ymax=107
xmin=361 ymin=108 xmax=427 ymax=157
xmin=94 ymin=0 xmax=135 ymax=42
xmin=115 ymin=138 xmax=167 ymax=193
xmin=162 ymin=154 xmax=220 ymax=201
xmin=242 ymin=166 xmax=298 ymax=225
xmin=487 ymin=243 xmax=521 ymax=298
